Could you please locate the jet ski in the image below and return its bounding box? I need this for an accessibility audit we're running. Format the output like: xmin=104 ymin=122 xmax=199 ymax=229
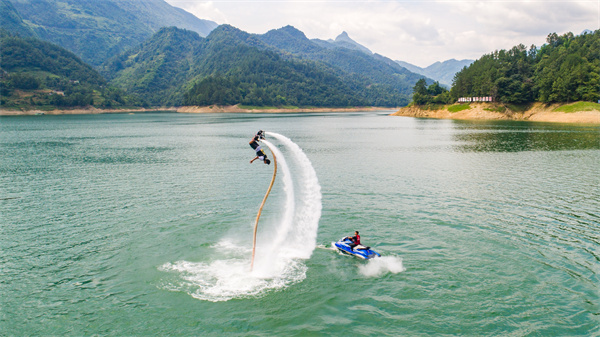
xmin=333 ymin=237 xmax=381 ymax=260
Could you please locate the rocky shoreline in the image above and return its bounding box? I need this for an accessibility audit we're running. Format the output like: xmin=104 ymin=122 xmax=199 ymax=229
xmin=391 ymin=102 xmax=600 ymax=124
xmin=0 ymin=107 xmax=177 ymax=116
xmin=0 ymin=105 xmax=391 ymax=116
xmin=3 ymin=103 xmax=599 ymax=124
xmin=177 ymin=106 xmax=391 ymax=113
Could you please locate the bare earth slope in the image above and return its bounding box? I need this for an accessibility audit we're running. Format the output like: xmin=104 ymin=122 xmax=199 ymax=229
xmin=392 ymin=103 xmax=600 ymax=124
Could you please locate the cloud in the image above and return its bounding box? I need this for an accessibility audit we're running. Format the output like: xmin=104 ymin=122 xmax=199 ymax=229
xmin=167 ymin=0 xmax=229 ymax=24
xmin=449 ymin=1 xmax=597 ymax=35
xmin=166 ymin=0 xmax=600 ymax=67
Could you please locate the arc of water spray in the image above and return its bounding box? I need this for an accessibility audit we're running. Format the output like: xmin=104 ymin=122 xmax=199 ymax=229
xmin=250 ymin=142 xmax=277 ymax=272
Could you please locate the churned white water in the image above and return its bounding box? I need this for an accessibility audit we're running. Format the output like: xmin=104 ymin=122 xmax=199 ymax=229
xmin=160 ymin=132 xmax=322 ymax=301
xmin=358 ymin=256 xmax=406 ymax=277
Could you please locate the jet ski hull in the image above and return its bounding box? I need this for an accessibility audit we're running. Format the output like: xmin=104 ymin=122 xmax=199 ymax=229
xmin=333 ymin=237 xmax=380 ymax=259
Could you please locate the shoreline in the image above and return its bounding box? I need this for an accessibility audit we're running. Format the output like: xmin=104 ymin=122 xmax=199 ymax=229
xmin=0 ymin=107 xmax=177 ymax=116
xmin=391 ymin=102 xmax=600 ymax=124
xmin=3 ymin=103 xmax=599 ymax=124
xmin=0 ymin=105 xmax=392 ymax=116
xmin=177 ymin=105 xmax=392 ymax=113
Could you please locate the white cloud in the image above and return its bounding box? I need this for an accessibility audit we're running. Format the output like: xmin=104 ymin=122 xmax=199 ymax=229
xmin=166 ymin=0 xmax=600 ymax=67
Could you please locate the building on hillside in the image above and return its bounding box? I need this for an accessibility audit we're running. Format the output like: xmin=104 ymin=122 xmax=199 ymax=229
xmin=458 ymin=96 xmax=493 ymax=103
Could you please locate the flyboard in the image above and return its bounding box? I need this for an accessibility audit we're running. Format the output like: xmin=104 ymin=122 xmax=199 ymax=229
xmin=333 ymin=237 xmax=381 ymax=260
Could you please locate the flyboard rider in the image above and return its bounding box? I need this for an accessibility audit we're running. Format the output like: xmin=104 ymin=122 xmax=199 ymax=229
xmin=249 ymin=130 xmax=271 ymax=165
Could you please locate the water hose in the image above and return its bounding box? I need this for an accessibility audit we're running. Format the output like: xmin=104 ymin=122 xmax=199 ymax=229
xmin=250 ymin=144 xmax=277 ymax=271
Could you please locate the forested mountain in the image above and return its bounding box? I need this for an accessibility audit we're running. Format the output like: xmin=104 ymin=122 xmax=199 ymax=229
xmin=2 ymin=0 xmax=430 ymax=109
xmin=3 ymin=0 xmax=217 ymax=66
xmin=104 ymin=25 xmax=425 ymax=107
xmin=396 ymin=59 xmax=474 ymax=86
xmin=450 ymin=30 xmax=600 ymax=104
xmin=0 ymin=30 xmax=142 ymax=109
xmin=257 ymin=25 xmax=425 ymax=103
xmin=103 ymin=26 xmax=368 ymax=107
xmin=0 ymin=0 xmax=37 ymax=37
xmin=101 ymin=27 xmax=200 ymax=106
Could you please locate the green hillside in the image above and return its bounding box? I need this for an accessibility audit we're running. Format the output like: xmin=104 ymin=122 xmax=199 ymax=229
xmin=259 ymin=26 xmax=422 ymax=105
xmin=0 ymin=0 xmax=37 ymax=37
xmin=105 ymin=25 xmax=421 ymax=107
xmin=5 ymin=0 xmax=217 ymax=66
xmin=103 ymin=26 xmax=367 ymax=107
xmin=0 ymin=30 xmax=143 ymax=109
xmin=102 ymin=27 xmax=201 ymax=106
xmin=450 ymin=30 xmax=600 ymax=104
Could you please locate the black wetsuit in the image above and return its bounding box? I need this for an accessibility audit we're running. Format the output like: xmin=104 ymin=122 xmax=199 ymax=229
xmin=250 ymin=136 xmax=267 ymax=160
xmin=250 ymin=136 xmax=260 ymax=150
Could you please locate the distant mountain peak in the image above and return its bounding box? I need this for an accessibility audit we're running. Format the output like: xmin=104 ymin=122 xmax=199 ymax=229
xmin=335 ymin=31 xmax=350 ymax=41
xmin=275 ymin=25 xmax=309 ymax=39
xmin=259 ymin=25 xmax=318 ymax=54
xmin=330 ymin=31 xmax=372 ymax=55
xmin=395 ymin=58 xmax=474 ymax=86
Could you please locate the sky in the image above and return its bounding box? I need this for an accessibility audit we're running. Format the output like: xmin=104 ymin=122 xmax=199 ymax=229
xmin=165 ymin=0 xmax=600 ymax=67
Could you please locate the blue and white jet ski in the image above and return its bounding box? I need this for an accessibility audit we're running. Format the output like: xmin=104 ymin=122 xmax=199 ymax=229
xmin=333 ymin=237 xmax=381 ymax=260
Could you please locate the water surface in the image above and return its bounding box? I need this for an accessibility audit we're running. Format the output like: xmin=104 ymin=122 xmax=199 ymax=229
xmin=1 ymin=113 xmax=599 ymax=335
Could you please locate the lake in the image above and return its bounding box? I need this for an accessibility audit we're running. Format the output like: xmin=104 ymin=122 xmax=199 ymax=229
xmin=1 ymin=112 xmax=599 ymax=336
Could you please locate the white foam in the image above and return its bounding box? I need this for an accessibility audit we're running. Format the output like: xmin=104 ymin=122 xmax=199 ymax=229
xmin=159 ymin=132 xmax=321 ymax=301
xmin=261 ymin=139 xmax=295 ymax=256
xmin=358 ymin=256 xmax=406 ymax=277
xmin=159 ymin=259 xmax=307 ymax=302
xmin=267 ymin=132 xmax=322 ymax=259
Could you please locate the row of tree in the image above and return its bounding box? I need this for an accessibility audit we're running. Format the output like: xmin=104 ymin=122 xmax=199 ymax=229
xmin=411 ymin=79 xmax=452 ymax=105
xmin=413 ymin=30 xmax=600 ymax=105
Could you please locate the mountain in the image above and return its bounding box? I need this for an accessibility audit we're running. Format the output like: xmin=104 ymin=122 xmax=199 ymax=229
xmin=334 ymin=32 xmax=372 ymax=54
xmin=312 ymin=31 xmax=373 ymax=55
xmin=0 ymin=0 xmax=36 ymax=37
xmin=102 ymin=27 xmax=203 ymax=106
xmin=259 ymin=25 xmax=321 ymax=55
xmin=4 ymin=0 xmax=218 ymax=67
xmin=395 ymin=59 xmax=474 ymax=86
xmin=394 ymin=60 xmax=424 ymax=76
xmin=0 ymin=31 xmax=140 ymax=109
xmin=104 ymin=25 xmax=434 ymax=107
xmin=103 ymin=26 xmax=367 ymax=107
xmin=258 ymin=26 xmax=426 ymax=104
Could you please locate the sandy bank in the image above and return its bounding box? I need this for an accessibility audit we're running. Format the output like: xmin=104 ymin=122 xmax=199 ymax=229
xmin=1 ymin=105 xmax=392 ymax=116
xmin=392 ymin=102 xmax=600 ymax=124
xmin=177 ymin=105 xmax=392 ymax=113
xmin=0 ymin=107 xmax=177 ymax=116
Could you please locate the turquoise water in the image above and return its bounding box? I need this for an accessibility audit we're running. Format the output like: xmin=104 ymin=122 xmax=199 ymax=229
xmin=1 ymin=112 xmax=599 ymax=336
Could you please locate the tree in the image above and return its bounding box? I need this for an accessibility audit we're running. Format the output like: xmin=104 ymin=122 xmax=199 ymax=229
xmin=451 ymin=30 xmax=600 ymax=104
xmin=412 ymin=78 xmax=429 ymax=105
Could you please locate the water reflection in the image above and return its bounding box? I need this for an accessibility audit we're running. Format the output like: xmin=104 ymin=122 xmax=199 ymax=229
xmin=452 ymin=120 xmax=600 ymax=152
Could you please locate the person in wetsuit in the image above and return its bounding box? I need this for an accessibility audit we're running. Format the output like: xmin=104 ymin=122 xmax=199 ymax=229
xmin=249 ymin=130 xmax=271 ymax=165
